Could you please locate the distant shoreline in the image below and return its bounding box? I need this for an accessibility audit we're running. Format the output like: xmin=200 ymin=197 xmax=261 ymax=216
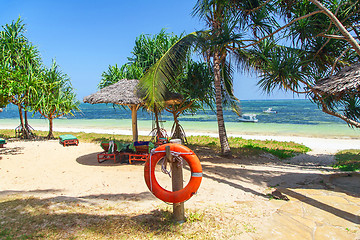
xmin=1 ymin=116 xmax=360 ymax=140
xmin=1 ymin=122 xmax=360 ymax=154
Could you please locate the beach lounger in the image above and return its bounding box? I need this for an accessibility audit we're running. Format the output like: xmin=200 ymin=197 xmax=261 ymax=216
xmin=59 ymin=134 xmax=79 ymax=147
xmin=97 ymin=140 xmax=123 ymax=163
xmin=0 ymin=138 xmax=6 ymax=148
xmin=127 ymin=141 xmax=154 ymax=164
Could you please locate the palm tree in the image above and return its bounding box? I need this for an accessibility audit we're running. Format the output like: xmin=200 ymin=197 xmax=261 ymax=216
xmin=98 ymin=63 xmax=143 ymax=89
xmin=139 ymin=0 xmax=271 ymax=155
xmin=247 ymin=0 xmax=360 ymax=127
xmin=99 ymin=30 xmax=188 ymax=140
xmin=165 ymin=60 xmax=215 ymax=143
xmin=127 ymin=30 xmax=184 ymax=138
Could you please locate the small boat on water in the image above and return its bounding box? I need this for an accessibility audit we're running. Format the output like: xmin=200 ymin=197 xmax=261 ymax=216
xmin=263 ymin=107 xmax=277 ymax=114
xmin=238 ymin=114 xmax=258 ymax=123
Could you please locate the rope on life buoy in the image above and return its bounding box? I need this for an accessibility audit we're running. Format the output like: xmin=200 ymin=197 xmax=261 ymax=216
xmin=144 ymin=143 xmax=202 ymax=203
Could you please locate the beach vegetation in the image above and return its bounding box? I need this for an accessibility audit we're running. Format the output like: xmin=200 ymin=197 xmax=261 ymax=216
xmin=165 ymin=60 xmax=215 ymax=144
xmin=139 ymin=0 xmax=360 ymax=155
xmin=246 ymin=0 xmax=360 ymax=128
xmin=333 ymin=149 xmax=360 ymax=171
xmin=99 ymin=29 xmax=216 ymax=144
xmin=0 ymin=18 xmax=79 ymax=140
xmin=0 ymin=17 xmax=42 ymax=139
xmin=0 ymin=129 xmax=310 ymax=159
xmin=127 ymin=29 xmax=186 ymax=141
xmin=33 ymin=60 xmax=80 ymax=139
xmin=138 ymin=0 xmax=276 ymax=156
xmin=187 ymin=135 xmax=310 ymax=159
xmin=99 ymin=63 xmax=143 ymax=89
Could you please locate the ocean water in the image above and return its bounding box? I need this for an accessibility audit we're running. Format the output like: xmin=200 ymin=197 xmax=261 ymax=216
xmin=1 ymin=99 xmax=359 ymax=138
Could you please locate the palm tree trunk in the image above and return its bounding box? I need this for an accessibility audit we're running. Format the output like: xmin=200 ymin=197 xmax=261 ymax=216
xmin=172 ymin=112 xmax=181 ymax=139
xmin=47 ymin=117 xmax=54 ymax=139
xmin=214 ymin=52 xmax=231 ymax=156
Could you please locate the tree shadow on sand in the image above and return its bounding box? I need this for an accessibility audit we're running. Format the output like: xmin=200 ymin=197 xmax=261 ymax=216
xmin=78 ymin=192 xmax=155 ymax=202
xmin=197 ymin=149 xmax=360 ymax=224
xmin=0 ymin=146 xmax=24 ymax=156
xmin=0 ymin=189 xmax=62 ymax=197
xmin=0 ymin=196 xmax=178 ymax=239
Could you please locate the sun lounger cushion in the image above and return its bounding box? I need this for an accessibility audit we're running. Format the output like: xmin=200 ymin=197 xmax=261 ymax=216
xmin=129 ymin=141 xmax=155 ymax=153
xmin=59 ymin=134 xmax=78 ymax=141
xmin=59 ymin=134 xmax=78 ymax=147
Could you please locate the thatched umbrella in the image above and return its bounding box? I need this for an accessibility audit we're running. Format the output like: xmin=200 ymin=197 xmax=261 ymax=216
xmin=83 ymin=79 xmax=143 ymax=141
xmin=313 ymin=63 xmax=360 ymax=98
xmin=83 ymin=79 xmax=183 ymax=142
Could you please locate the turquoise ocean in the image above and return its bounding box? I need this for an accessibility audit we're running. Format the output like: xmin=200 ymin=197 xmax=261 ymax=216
xmin=1 ymin=99 xmax=360 ymax=139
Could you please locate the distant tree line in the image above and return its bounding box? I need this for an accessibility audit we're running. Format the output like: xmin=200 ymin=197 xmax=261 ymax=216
xmin=0 ymin=18 xmax=79 ymax=139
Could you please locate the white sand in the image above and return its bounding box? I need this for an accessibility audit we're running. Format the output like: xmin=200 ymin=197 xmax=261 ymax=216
xmin=0 ymin=134 xmax=356 ymax=204
xmin=1 ymin=134 xmax=359 ymax=239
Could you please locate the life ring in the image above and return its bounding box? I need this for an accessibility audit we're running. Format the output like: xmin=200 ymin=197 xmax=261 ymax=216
xmin=144 ymin=143 xmax=202 ymax=203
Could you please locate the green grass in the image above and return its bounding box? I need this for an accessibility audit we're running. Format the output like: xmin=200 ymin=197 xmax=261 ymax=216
xmin=0 ymin=129 xmax=310 ymax=159
xmin=0 ymin=129 xmax=148 ymax=144
xmin=187 ymin=135 xmax=310 ymax=159
xmin=333 ymin=149 xmax=360 ymax=171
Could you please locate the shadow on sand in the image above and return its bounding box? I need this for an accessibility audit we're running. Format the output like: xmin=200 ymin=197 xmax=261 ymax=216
xmin=0 ymin=196 xmax=176 ymax=238
xmin=75 ymin=152 xmax=141 ymax=166
xmin=196 ymin=148 xmax=359 ymax=224
xmin=0 ymin=146 xmax=24 ymax=156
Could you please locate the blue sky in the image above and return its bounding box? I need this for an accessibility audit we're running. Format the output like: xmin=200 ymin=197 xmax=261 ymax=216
xmin=1 ymin=0 xmax=302 ymax=101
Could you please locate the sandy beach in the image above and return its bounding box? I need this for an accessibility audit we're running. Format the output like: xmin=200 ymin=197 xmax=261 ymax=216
xmin=1 ymin=132 xmax=359 ymax=239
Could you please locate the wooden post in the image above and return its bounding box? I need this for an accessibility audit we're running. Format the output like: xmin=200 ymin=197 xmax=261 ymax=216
xmin=165 ymin=145 xmax=185 ymax=223
xmin=130 ymin=105 xmax=138 ymax=142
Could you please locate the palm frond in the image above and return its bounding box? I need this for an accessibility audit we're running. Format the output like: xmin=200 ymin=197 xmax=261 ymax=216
xmin=138 ymin=31 xmax=203 ymax=108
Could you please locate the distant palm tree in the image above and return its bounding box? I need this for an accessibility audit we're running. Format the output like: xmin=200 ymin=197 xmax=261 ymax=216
xmin=166 ymin=60 xmax=215 ymax=144
xmin=99 ymin=63 xmax=143 ymax=89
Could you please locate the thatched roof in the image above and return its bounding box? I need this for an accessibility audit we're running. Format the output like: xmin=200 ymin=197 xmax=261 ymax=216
xmin=313 ymin=63 xmax=360 ymax=96
xmin=83 ymin=79 xmax=143 ymax=105
xmin=83 ymin=79 xmax=183 ymax=105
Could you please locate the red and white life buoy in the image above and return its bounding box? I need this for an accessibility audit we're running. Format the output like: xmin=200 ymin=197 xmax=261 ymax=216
xmin=144 ymin=143 xmax=202 ymax=203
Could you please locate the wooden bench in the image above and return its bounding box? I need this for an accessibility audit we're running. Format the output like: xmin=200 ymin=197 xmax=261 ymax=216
xmin=59 ymin=135 xmax=79 ymax=147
